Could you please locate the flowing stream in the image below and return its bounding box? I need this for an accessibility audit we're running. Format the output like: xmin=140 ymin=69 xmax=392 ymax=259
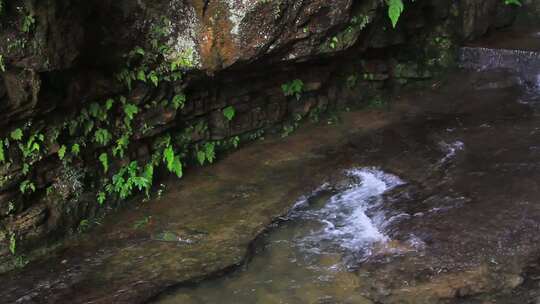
xmin=158 ymin=169 xmax=406 ymax=303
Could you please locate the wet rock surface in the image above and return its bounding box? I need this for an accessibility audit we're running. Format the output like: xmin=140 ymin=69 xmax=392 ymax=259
xmin=154 ymin=68 xmax=540 ymax=304
xmin=1 ymin=67 xmax=540 ymax=303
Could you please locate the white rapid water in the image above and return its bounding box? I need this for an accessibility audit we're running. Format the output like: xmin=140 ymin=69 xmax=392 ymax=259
xmin=292 ymin=168 xmax=404 ymax=260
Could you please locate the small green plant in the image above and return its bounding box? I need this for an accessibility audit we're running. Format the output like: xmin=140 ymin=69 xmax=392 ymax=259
xmin=387 ymin=0 xmax=404 ymax=28
xmin=108 ymin=161 xmax=153 ymax=199
xmin=0 ymin=55 xmax=5 ymax=72
xmin=231 ymin=136 xmax=240 ymax=148
xmin=163 ymin=146 xmax=183 ymax=177
xmin=196 ymin=142 xmax=216 ymax=166
xmin=99 ymin=152 xmax=109 ymax=173
xmin=9 ymin=234 xmax=16 ymax=254
xmin=19 ymin=132 xmax=44 ymax=159
xmin=282 ymin=79 xmax=304 ymax=101
xmin=504 ymin=0 xmax=521 ymax=5
xmin=113 ymin=134 xmax=130 ymax=158
xmin=94 ymin=128 xmax=112 ymax=146
xmin=71 ymin=144 xmax=81 ymax=156
xmin=78 ymin=219 xmax=90 ymax=233
xmin=21 ymin=14 xmax=36 ymax=33
xmin=19 ymin=180 xmax=35 ymax=194
xmin=223 ymin=106 xmax=236 ymax=121
xmin=0 ymin=139 xmax=5 ymax=163
xmin=58 ymin=145 xmax=67 ymax=160
xmin=172 ymin=94 xmax=186 ymax=110
xmin=123 ymin=103 xmax=139 ymax=127
xmin=10 ymin=129 xmax=23 ymax=141
xmin=97 ymin=191 xmax=106 ymax=205
xmin=329 ymin=36 xmax=339 ymax=49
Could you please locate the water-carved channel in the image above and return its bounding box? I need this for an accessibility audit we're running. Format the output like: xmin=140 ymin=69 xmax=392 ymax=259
xmin=158 ymin=169 xmax=406 ymax=303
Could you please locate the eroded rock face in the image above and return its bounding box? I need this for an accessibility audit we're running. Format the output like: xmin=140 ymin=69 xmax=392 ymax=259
xmin=104 ymin=0 xmax=366 ymax=71
xmin=460 ymin=0 xmax=517 ymax=40
xmin=0 ymin=0 xmax=516 ymax=125
xmin=517 ymin=0 xmax=540 ymax=26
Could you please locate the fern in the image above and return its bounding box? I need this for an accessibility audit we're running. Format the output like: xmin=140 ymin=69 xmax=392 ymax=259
xmin=504 ymin=0 xmax=521 ymax=5
xmin=387 ymin=0 xmax=404 ymax=28
xmin=196 ymin=142 xmax=217 ymax=165
xmin=110 ymin=161 xmax=154 ymax=199
xmin=112 ymin=167 xmax=131 ymax=199
xmin=163 ymin=146 xmax=183 ymax=177
xmin=137 ymin=70 xmax=147 ymax=82
xmin=20 ymin=133 xmax=43 ymax=159
xmin=0 ymin=139 xmax=5 ymax=163
xmin=223 ymin=106 xmax=236 ymax=121
xmin=163 ymin=146 xmax=175 ymax=168
xmin=172 ymin=94 xmax=186 ymax=110
xmin=71 ymin=144 xmax=81 ymax=156
xmin=94 ymin=128 xmax=112 ymax=146
xmin=20 ymin=180 xmax=36 ymax=194
xmin=123 ymin=103 xmax=139 ymax=127
xmin=10 ymin=129 xmax=23 ymax=141
xmin=148 ymin=71 xmax=159 ymax=87
xmin=141 ymin=164 xmax=154 ymax=196
xmin=113 ymin=134 xmax=130 ymax=158
xmin=9 ymin=234 xmax=16 ymax=255
xmin=0 ymin=55 xmax=5 ymax=72
xmin=204 ymin=142 xmax=216 ymax=163
xmin=58 ymin=145 xmax=67 ymax=160
xmin=105 ymin=98 xmax=115 ymax=111
xmin=21 ymin=14 xmax=35 ymax=33
xmin=88 ymin=103 xmax=99 ymax=120
xmin=97 ymin=191 xmax=106 ymax=205
xmin=89 ymin=102 xmax=107 ymax=121
xmin=231 ymin=136 xmax=240 ymax=149
xmin=281 ymin=79 xmax=304 ymax=100
xmin=99 ymin=152 xmax=109 ymax=173
xmin=196 ymin=150 xmax=206 ymax=166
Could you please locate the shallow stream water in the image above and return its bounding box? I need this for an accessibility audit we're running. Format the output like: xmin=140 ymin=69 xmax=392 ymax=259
xmin=158 ymin=169 xmax=405 ymax=303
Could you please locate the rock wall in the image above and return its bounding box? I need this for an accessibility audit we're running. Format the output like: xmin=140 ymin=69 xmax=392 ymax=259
xmin=517 ymin=0 xmax=540 ymax=26
xmin=0 ymin=0 xmax=518 ymax=272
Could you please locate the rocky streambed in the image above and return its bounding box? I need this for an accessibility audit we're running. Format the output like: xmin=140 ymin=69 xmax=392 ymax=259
xmin=153 ymin=64 xmax=540 ymax=303
xmin=3 ymin=27 xmax=540 ymax=304
xmin=1 ymin=66 xmax=540 ymax=304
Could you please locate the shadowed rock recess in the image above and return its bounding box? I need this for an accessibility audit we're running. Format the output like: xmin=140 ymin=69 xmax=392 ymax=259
xmin=0 ymin=0 xmax=536 ymax=303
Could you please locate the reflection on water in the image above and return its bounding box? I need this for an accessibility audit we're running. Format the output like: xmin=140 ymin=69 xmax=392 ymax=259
xmin=157 ymin=169 xmax=403 ymax=304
